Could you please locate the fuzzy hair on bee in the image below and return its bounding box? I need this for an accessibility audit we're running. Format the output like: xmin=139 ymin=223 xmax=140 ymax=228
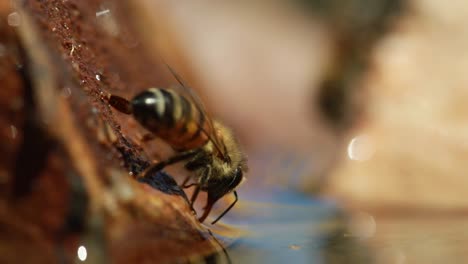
xmin=107 ymin=64 xmax=247 ymax=224
xmin=192 ymin=120 xmax=247 ymax=222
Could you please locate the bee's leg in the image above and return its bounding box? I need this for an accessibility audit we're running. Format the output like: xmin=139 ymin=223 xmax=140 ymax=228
xmin=179 ymin=179 xmax=199 ymax=213
xmin=182 ymin=176 xmax=196 ymax=188
xmin=210 ymin=191 xmax=238 ymax=225
xmin=138 ymin=170 xmax=190 ymax=206
xmin=182 ymin=151 xmax=211 ymax=187
xmin=182 ymin=182 xmax=198 ymax=188
xmin=181 ymin=173 xmax=196 ymax=189
xmin=193 ymin=167 xmax=216 ymax=223
xmin=108 ymin=94 xmax=133 ymax=114
xmin=189 ymin=181 xmax=202 ymax=205
xmin=140 ymin=150 xmax=198 ymax=211
xmin=185 ymin=151 xmax=212 ymax=171
xmin=142 ymin=149 xmax=198 ymax=176
xmin=190 ymin=166 xmax=210 ymax=205
xmin=198 ymin=199 xmax=214 ymax=223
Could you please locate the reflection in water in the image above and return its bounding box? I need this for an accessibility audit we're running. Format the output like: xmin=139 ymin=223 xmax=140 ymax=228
xmin=209 ymin=187 xmax=373 ymax=264
xmin=95 ymin=5 xmax=119 ymax=37
xmin=9 ymin=125 xmax=17 ymax=139
xmin=61 ymin=87 xmax=72 ymax=98
xmin=289 ymin=244 xmax=302 ymax=250
xmin=7 ymin=12 xmax=21 ymax=27
xmin=96 ymin=9 xmax=110 ymax=17
xmin=77 ymin=245 xmax=87 ymax=261
xmin=347 ymin=134 xmax=375 ymax=161
xmin=321 ymin=224 xmax=374 ymax=264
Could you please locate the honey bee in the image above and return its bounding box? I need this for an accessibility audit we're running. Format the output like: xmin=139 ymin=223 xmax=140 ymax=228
xmin=107 ymin=65 xmax=247 ymax=224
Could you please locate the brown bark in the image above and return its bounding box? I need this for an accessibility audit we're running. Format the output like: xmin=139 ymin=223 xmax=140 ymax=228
xmin=0 ymin=1 xmax=222 ymax=263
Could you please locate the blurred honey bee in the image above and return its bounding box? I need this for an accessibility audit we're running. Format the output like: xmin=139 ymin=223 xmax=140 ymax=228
xmin=107 ymin=64 xmax=247 ymax=224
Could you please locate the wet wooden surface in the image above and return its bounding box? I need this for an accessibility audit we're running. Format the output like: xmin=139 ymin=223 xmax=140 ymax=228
xmin=0 ymin=0 xmax=223 ymax=263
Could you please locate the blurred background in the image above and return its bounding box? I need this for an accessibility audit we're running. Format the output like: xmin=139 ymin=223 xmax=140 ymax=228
xmin=132 ymin=0 xmax=468 ymax=263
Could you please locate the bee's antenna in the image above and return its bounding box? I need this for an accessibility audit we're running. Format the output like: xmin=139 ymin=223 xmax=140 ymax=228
xmin=157 ymin=55 xmax=187 ymax=89
xmin=159 ymin=59 xmax=229 ymax=162
xmin=211 ymin=191 xmax=238 ymax=225
xmin=162 ymin=60 xmax=189 ymax=89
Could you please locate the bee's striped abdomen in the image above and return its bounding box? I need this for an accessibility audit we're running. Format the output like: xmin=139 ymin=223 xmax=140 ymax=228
xmin=131 ymin=88 xmax=210 ymax=150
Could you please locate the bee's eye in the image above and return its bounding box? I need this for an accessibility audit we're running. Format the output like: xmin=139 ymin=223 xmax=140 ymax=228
xmin=235 ymin=167 xmax=243 ymax=177
xmin=229 ymin=167 xmax=243 ymax=189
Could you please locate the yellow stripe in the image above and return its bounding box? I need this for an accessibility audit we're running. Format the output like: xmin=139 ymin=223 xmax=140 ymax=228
xmin=148 ymin=88 xmax=165 ymax=117
xmin=168 ymin=90 xmax=182 ymax=121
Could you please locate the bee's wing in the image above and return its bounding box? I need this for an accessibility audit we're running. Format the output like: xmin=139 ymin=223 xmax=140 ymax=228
xmin=163 ymin=63 xmax=229 ymax=161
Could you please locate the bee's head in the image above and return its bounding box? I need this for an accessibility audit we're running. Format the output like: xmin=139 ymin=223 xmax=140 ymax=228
xmin=204 ymin=166 xmax=245 ymax=203
xmin=199 ymin=159 xmax=247 ymax=224
xmin=201 ymin=166 xmax=246 ymax=224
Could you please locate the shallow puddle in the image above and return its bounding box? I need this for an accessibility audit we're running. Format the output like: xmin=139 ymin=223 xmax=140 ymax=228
xmin=209 ymin=188 xmax=468 ymax=263
xmin=208 ymin=187 xmax=372 ymax=264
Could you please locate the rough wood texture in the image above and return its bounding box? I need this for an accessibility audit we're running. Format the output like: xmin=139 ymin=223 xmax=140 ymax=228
xmin=0 ymin=0 xmax=222 ymax=263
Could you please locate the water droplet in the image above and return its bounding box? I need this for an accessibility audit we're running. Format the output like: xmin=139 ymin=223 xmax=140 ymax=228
xmin=77 ymin=245 xmax=87 ymax=261
xmin=10 ymin=125 xmax=17 ymax=139
xmin=96 ymin=9 xmax=110 ymax=17
xmin=61 ymin=87 xmax=72 ymax=98
xmin=7 ymin=12 xmax=21 ymax=27
xmin=109 ymin=169 xmax=134 ymax=201
xmin=104 ymin=122 xmax=117 ymax=143
xmin=288 ymin=244 xmax=301 ymax=250
xmin=347 ymin=134 xmax=375 ymax=161
xmin=70 ymin=45 xmax=76 ymax=56
xmin=96 ymin=8 xmax=119 ymax=37
xmin=95 ymin=74 xmax=101 ymax=81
